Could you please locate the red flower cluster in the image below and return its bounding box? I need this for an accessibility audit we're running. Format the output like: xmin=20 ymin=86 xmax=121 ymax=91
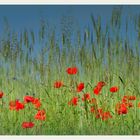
xmin=9 ymin=100 xmax=24 ymax=111
xmin=110 ymin=86 xmax=119 ymax=93
xmin=82 ymin=93 xmax=90 ymax=101
xmin=0 ymin=90 xmax=46 ymax=129
xmin=2 ymin=65 xmax=138 ymax=129
xmin=101 ymin=111 xmax=113 ymax=121
xmin=115 ymin=102 xmax=128 ymax=115
xmin=93 ymin=86 xmax=102 ymax=95
xmin=35 ymin=110 xmax=46 ymax=121
xmin=91 ymin=107 xmax=112 ymax=121
xmin=128 ymin=96 xmax=136 ymax=100
xmin=22 ymin=122 xmax=34 ymax=129
xmin=32 ymin=98 xmax=41 ymax=109
xmin=93 ymin=81 xmax=106 ymax=95
xmin=77 ymin=82 xmax=84 ymax=92
xmin=68 ymin=97 xmax=78 ymax=106
xmin=24 ymin=96 xmax=41 ymax=109
xmin=66 ymin=67 xmax=78 ymax=75
xmin=24 ymin=96 xmax=34 ymax=103
xmin=97 ymin=81 xmax=106 ymax=87
xmin=115 ymin=94 xmax=136 ymax=115
xmin=122 ymin=95 xmax=136 ymax=108
xmin=54 ymin=81 xmax=64 ymax=88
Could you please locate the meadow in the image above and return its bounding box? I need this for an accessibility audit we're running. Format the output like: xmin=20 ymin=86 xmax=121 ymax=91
xmin=0 ymin=6 xmax=140 ymax=135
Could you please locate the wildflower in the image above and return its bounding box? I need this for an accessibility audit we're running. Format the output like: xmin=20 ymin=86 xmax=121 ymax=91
xmin=77 ymin=82 xmax=84 ymax=92
xmin=110 ymin=86 xmax=119 ymax=93
xmin=115 ymin=102 xmax=128 ymax=115
xmin=22 ymin=122 xmax=34 ymax=128
xmin=35 ymin=110 xmax=46 ymax=121
xmin=122 ymin=95 xmax=136 ymax=106
xmin=102 ymin=111 xmax=112 ymax=121
xmin=122 ymin=96 xmax=129 ymax=103
xmin=128 ymin=96 xmax=136 ymax=100
xmin=125 ymin=102 xmax=133 ymax=108
xmin=24 ymin=96 xmax=34 ymax=103
xmin=9 ymin=101 xmax=17 ymax=110
xmin=54 ymin=81 xmax=63 ymax=88
xmin=93 ymin=81 xmax=106 ymax=95
xmin=93 ymin=86 xmax=102 ymax=95
xmin=82 ymin=93 xmax=90 ymax=101
xmin=0 ymin=91 xmax=4 ymax=98
xmin=97 ymin=81 xmax=106 ymax=87
xmin=122 ymin=96 xmax=134 ymax=108
xmin=32 ymin=98 xmax=41 ymax=109
xmin=68 ymin=97 xmax=78 ymax=106
xmin=66 ymin=67 xmax=78 ymax=75
xmin=9 ymin=100 xmax=24 ymax=111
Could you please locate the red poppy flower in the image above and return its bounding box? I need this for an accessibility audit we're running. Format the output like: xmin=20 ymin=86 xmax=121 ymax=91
xmin=122 ymin=96 xmax=129 ymax=103
xmin=17 ymin=102 xmax=24 ymax=110
xmin=0 ymin=91 xmax=4 ymax=98
xmin=97 ymin=81 xmax=106 ymax=87
xmin=24 ymin=96 xmax=35 ymax=103
xmin=101 ymin=111 xmax=112 ymax=121
xmin=128 ymin=102 xmax=133 ymax=108
xmin=9 ymin=100 xmax=24 ymax=111
xmin=93 ymin=86 xmax=102 ymax=95
xmin=110 ymin=86 xmax=119 ymax=93
xmin=68 ymin=97 xmax=78 ymax=106
xmin=35 ymin=110 xmax=46 ymax=121
xmin=128 ymin=96 xmax=136 ymax=100
xmin=66 ymin=67 xmax=78 ymax=75
xmin=122 ymin=95 xmax=136 ymax=104
xmin=54 ymin=81 xmax=64 ymax=88
xmin=77 ymin=83 xmax=84 ymax=92
xmin=125 ymin=102 xmax=133 ymax=108
xmin=115 ymin=103 xmax=128 ymax=115
xmin=122 ymin=96 xmax=134 ymax=108
xmin=9 ymin=101 xmax=17 ymax=110
xmin=22 ymin=122 xmax=34 ymax=128
xmin=82 ymin=93 xmax=90 ymax=101
xmin=32 ymin=98 xmax=41 ymax=109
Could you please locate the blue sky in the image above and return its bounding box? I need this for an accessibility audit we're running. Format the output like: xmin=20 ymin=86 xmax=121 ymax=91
xmin=0 ymin=5 xmax=140 ymax=51
xmin=0 ymin=5 xmax=139 ymax=32
xmin=1 ymin=5 xmax=140 ymax=75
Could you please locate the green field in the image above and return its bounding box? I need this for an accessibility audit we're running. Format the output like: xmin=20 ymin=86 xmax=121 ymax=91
xmin=0 ymin=7 xmax=140 ymax=135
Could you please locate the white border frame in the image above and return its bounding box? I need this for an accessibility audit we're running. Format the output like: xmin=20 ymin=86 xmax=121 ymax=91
xmin=0 ymin=2 xmax=140 ymax=140
xmin=0 ymin=0 xmax=139 ymax=4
